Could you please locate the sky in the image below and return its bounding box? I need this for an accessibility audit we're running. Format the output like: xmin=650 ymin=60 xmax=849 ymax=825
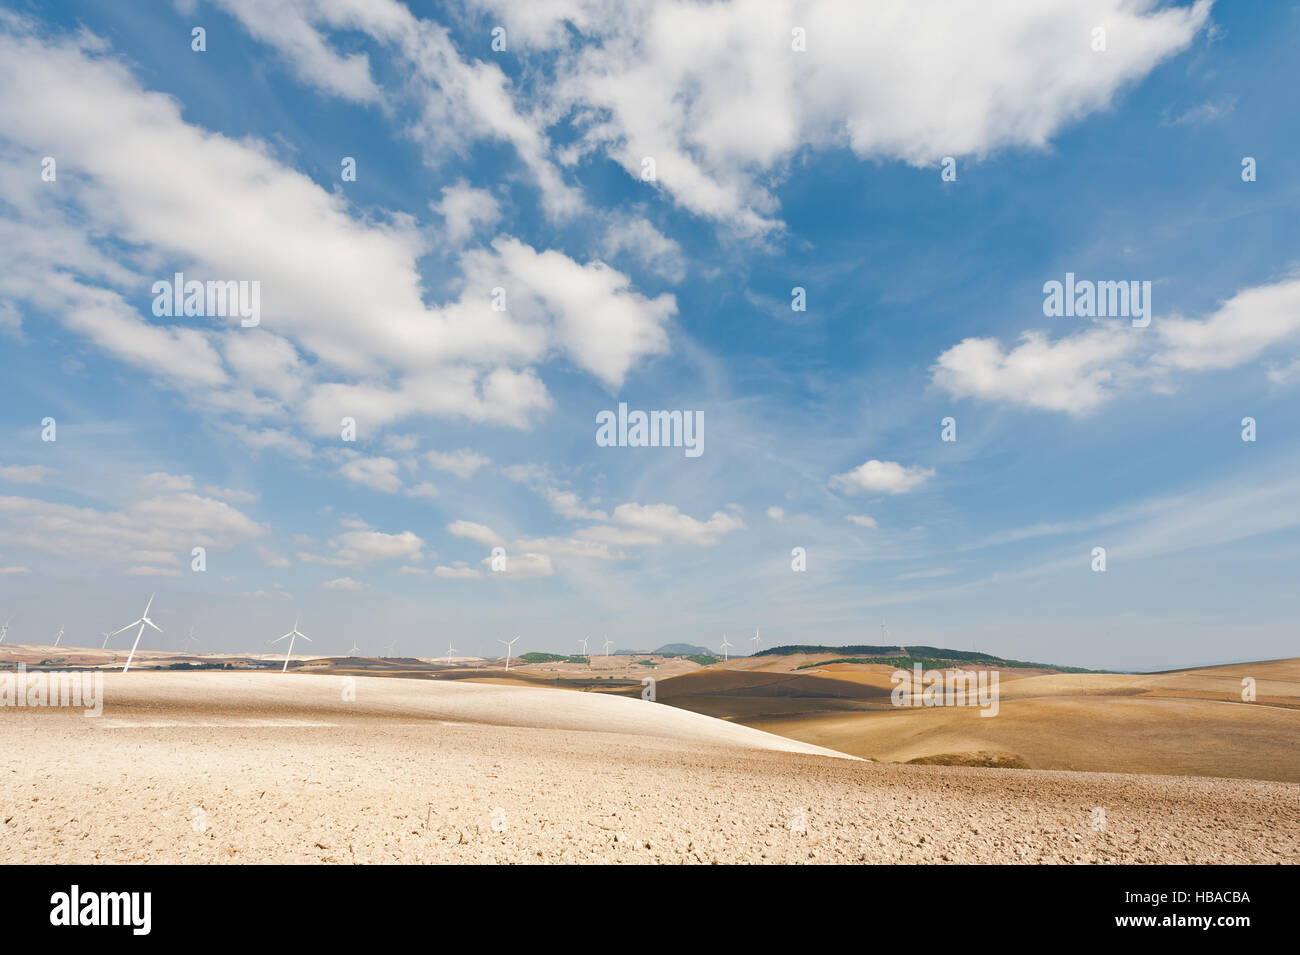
xmin=1 ymin=0 xmax=1298 ymax=670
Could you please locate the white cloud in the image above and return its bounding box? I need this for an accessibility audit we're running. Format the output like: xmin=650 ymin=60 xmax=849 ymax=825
xmin=830 ymin=460 xmax=934 ymax=495
xmin=765 ymin=506 xmax=785 ymax=521
xmin=1155 ymin=277 xmax=1300 ymax=373
xmin=339 ymin=455 xmax=403 ymax=494
xmin=932 ymin=327 xmax=1138 ymax=416
xmin=601 ymin=215 xmax=686 ymax=283
xmin=607 ymin=502 xmax=745 ymax=546
xmin=446 ymin=520 xmax=504 ymax=546
xmin=479 ymin=551 xmax=554 ymax=578
xmin=221 ymin=425 xmax=313 ymax=459
xmin=0 ymin=22 xmax=671 ymax=454
xmin=0 ymin=490 xmax=265 ymax=578
xmin=139 ymin=472 xmax=195 ymax=493
xmin=397 ymin=565 xmax=429 ymax=576
xmin=931 ymin=277 xmax=1300 ymax=415
xmin=475 ymin=0 xmax=1212 ymax=233
xmin=216 ymin=0 xmax=381 ymax=103
xmin=214 ymin=0 xmax=583 ymax=220
xmin=333 ymin=529 xmax=424 ymax=565
xmin=406 ymin=482 xmax=440 ymax=500
xmin=322 ymin=576 xmax=368 ymax=592
xmin=845 ymin=514 xmax=878 ymax=529
xmin=425 ymin=449 xmax=490 ymax=479
xmin=0 ymin=465 xmax=54 ymax=485
xmin=434 ymin=181 xmax=501 ymax=243
xmin=434 ymin=563 xmax=482 ymax=579
xmin=204 ymin=486 xmax=259 ymax=504
xmin=128 ymin=565 xmax=184 ymax=577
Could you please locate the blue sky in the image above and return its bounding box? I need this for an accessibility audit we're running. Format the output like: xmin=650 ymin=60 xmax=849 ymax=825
xmin=1 ymin=0 xmax=1298 ymax=669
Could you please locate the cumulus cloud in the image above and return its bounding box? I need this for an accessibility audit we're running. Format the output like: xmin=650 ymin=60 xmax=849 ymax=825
xmin=845 ymin=514 xmax=878 ymax=528
xmin=446 ymin=521 xmax=504 ymax=547
xmin=425 ymin=449 xmax=490 ymax=479
xmin=479 ymin=551 xmax=554 ymax=578
xmin=931 ymin=276 xmax=1300 ymax=415
xmin=302 ymin=528 xmax=425 ymax=566
xmin=333 ymin=529 xmax=424 ymax=564
xmin=322 ymin=576 xmax=368 ymax=592
xmin=339 ymin=455 xmax=404 ymax=494
xmin=406 ymin=482 xmax=440 ymax=500
xmin=932 ymin=326 xmax=1138 ymax=416
xmin=434 ymin=181 xmax=502 ymax=244
xmin=606 ymin=502 xmax=745 ymax=546
xmin=830 ymin=461 xmax=934 ymax=495
xmin=0 ymin=21 xmax=673 ymax=457
xmin=0 ymin=487 xmax=265 ymax=577
xmin=0 ymin=465 xmax=54 ymax=485
xmin=601 ymin=215 xmax=687 ymax=283
xmin=473 ymin=0 xmax=1212 ymax=233
xmin=139 ymin=472 xmax=196 ymax=493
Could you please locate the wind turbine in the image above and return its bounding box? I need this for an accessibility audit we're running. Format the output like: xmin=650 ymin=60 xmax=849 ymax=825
xmin=751 ymin=626 xmax=761 ymax=654
xmin=579 ymin=637 xmax=589 ymax=656
xmin=348 ymin=639 xmax=361 ymax=656
xmin=880 ymin=618 xmax=891 ymax=645
xmin=0 ymin=616 xmax=11 ymax=644
xmin=53 ymin=626 xmax=64 ymax=647
xmin=498 ymin=636 xmax=520 ymax=671
xmin=108 ymin=594 xmax=163 ymax=674
xmin=382 ymin=640 xmax=397 ymax=657
xmin=100 ymin=630 xmax=113 ymax=649
xmin=271 ymin=616 xmax=311 ymax=673
xmin=602 ymin=636 xmax=613 ymax=656
xmin=444 ymin=642 xmax=456 ymax=665
xmin=184 ymin=626 xmax=199 ymax=652
xmin=719 ymin=634 xmax=733 ymax=661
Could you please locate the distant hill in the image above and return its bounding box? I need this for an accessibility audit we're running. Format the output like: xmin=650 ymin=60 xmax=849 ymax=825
xmin=755 ymin=645 xmax=1100 ymax=673
xmin=654 ymin=643 xmax=716 ymax=657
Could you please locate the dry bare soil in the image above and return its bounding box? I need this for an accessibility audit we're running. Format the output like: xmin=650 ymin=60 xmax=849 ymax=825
xmin=638 ymin=657 xmax=1300 ymax=784
xmin=1 ymin=670 xmax=1296 ymax=864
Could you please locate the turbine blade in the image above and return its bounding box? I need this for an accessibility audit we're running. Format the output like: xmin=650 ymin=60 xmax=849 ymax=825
xmin=143 ymin=593 xmax=155 ymax=617
xmin=272 ymin=633 xmax=290 ymax=643
xmin=110 ymin=621 xmax=140 ymax=636
xmin=298 ymin=632 xmax=312 ymax=642
xmin=147 ymin=620 xmax=162 ymax=633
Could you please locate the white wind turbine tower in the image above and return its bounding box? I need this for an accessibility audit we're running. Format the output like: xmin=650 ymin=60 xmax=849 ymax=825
xmin=498 ymin=636 xmax=520 ymax=671
xmin=719 ymin=634 xmax=733 ymax=661
xmin=100 ymin=630 xmax=113 ymax=649
xmin=602 ymin=636 xmax=613 ymax=656
xmin=184 ymin=626 xmax=198 ymax=652
xmin=348 ymin=638 xmax=361 ymax=656
xmin=751 ymin=626 xmax=761 ymax=654
xmin=579 ymin=637 xmax=589 ymax=656
xmin=0 ymin=617 xmax=11 ymax=644
xmin=382 ymin=640 xmax=397 ymax=657
xmin=445 ymin=642 xmax=456 ymax=665
xmin=53 ymin=626 xmax=64 ymax=647
xmin=108 ymin=594 xmax=163 ymax=674
xmin=272 ymin=616 xmax=311 ymax=673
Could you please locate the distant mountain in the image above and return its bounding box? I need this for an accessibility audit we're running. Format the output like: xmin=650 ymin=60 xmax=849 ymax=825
xmin=755 ymin=645 xmax=1100 ymax=673
xmin=654 ymin=643 xmax=717 ymax=657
